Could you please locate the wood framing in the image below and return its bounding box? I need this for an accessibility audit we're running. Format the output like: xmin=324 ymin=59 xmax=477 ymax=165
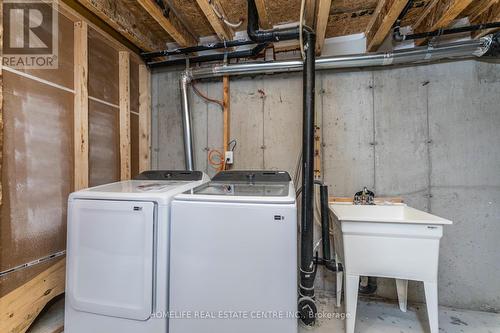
xmin=223 ymin=76 xmax=230 ymax=152
xmin=0 ymin=0 xmax=3 ymax=206
xmin=74 ymin=21 xmax=89 ymax=191
xmin=139 ymin=65 xmax=152 ymax=173
xmin=315 ymin=0 xmax=332 ymax=54
xmin=0 ymin=259 xmax=66 ymax=333
xmin=466 ymin=0 xmax=499 ymax=23
xmin=305 ymin=0 xmax=317 ymax=27
xmin=137 ymin=0 xmax=197 ymax=47
xmin=119 ymin=52 xmax=131 ymax=180
xmin=70 ymin=0 xmax=166 ymax=51
xmin=472 ymin=1 xmax=500 ymax=38
xmin=255 ymin=0 xmax=272 ymax=29
xmin=365 ymin=0 xmax=409 ymax=52
xmin=412 ymin=0 xmax=474 ymax=45
xmin=195 ymin=0 xmax=233 ymax=40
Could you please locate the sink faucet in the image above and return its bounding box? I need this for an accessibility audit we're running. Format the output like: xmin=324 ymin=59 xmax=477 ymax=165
xmin=353 ymin=187 xmax=375 ymax=205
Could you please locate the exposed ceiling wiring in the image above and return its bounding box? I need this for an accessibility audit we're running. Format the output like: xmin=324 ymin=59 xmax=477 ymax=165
xmin=299 ymin=0 xmax=306 ymax=59
xmin=209 ymin=0 xmax=244 ymax=29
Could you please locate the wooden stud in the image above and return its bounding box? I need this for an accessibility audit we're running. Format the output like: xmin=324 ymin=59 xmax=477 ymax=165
xmin=255 ymin=0 xmax=272 ymax=29
xmin=137 ymin=0 xmax=197 ymax=47
xmin=139 ymin=65 xmax=151 ymax=173
xmin=466 ymin=0 xmax=499 ymax=23
xmin=305 ymin=0 xmax=317 ymax=27
xmin=71 ymin=0 xmax=165 ymax=51
xmin=0 ymin=0 xmax=3 ymax=206
xmin=365 ymin=0 xmax=409 ymax=52
xmin=412 ymin=0 xmax=474 ymax=45
xmin=119 ymin=52 xmax=131 ymax=180
xmin=74 ymin=21 xmax=89 ymax=191
xmin=195 ymin=0 xmax=233 ymax=41
xmin=0 ymin=259 xmax=66 ymax=333
xmin=472 ymin=1 xmax=500 ymax=38
xmin=223 ymin=76 xmax=230 ymax=153
xmin=315 ymin=0 xmax=332 ymax=54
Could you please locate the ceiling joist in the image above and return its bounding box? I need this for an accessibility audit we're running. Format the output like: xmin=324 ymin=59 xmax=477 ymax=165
xmin=255 ymin=0 xmax=272 ymax=29
xmin=315 ymin=0 xmax=332 ymax=54
xmin=472 ymin=1 xmax=500 ymax=38
xmin=137 ymin=0 xmax=197 ymax=47
xmin=195 ymin=0 xmax=234 ymax=41
xmin=74 ymin=0 xmax=167 ymax=51
xmin=412 ymin=0 xmax=474 ymax=45
xmin=465 ymin=0 xmax=499 ymax=23
xmin=365 ymin=0 xmax=409 ymax=51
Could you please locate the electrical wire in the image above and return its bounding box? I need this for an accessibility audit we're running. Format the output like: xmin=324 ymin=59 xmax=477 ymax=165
xmin=191 ymin=81 xmax=224 ymax=110
xmin=209 ymin=0 xmax=243 ymax=29
xmin=208 ymin=149 xmax=226 ymax=171
xmin=299 ymin=0 xmax=306 ymax=60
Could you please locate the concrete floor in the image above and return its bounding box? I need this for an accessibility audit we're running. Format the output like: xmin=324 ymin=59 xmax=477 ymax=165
xmin=304 ymin=291 xmax=500 ymax=333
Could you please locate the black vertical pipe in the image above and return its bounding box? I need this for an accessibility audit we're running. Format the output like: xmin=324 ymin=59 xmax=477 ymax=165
xmin=298 ymin=29 xmax=317 ymax=326
xmin=320 ymin=185 xmax=331 ymax=261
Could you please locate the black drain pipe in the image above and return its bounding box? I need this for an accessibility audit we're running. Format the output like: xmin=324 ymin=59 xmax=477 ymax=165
xmin=246 ymin=0 xmax=317 ymax=325
xmin=297 ymin=29 xmax=317 ymax=326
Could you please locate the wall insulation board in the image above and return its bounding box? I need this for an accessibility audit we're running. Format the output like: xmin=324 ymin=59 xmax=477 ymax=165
xmin=0 ymin=11 xmax=75 ymax=297
xmin=0 ymin=72 xmax=73 ymax=296
xmin=88 ymin=27 xmax=120 ymax=186
xmin=88 ymin=100 xmax=120 ymax=187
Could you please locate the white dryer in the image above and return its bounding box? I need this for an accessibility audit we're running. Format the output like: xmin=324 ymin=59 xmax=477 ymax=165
xmin=170 ymin=170 xmax=298 ymax=333
xmin=65 ymin=170 xmax=210 ymax=333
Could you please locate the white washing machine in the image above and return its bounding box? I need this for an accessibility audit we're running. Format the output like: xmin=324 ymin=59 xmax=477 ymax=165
xmin=170 ymin=170 xmax=298 ymax=333
xmin=65 ymin=170 xmax=210 ymax=333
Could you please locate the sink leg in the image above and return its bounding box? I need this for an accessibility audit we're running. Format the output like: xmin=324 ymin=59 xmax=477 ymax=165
xmin=345 ymin=274 xmax=359 ymax=333
xmin=424 ymin=281 xmax=439 ymax=333
xmin=395 ymin=279 xmax=408 ymax=312
xmin=336 ymin=271 xmax=343 ymax=307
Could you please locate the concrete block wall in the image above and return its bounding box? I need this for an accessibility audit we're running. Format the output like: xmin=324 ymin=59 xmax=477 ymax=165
xmin=152 ymin=60 xmax=500 ymax=312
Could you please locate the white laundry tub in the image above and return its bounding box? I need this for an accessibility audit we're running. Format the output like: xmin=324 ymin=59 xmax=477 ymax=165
xmin=330 ymin=203 xmax=452 ymax=333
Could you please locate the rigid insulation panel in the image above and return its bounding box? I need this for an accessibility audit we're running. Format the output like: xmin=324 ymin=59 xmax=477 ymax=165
xmin=131 ymin=113 xmax=139 ymax=178
xmin=0 ymin=72 xmax=73 ymax=297
xmin=88 ymin=100 xmax=120 ymax=187
xmin=88 ymin=28 xmax=119 ymax=105
xmin=16 ymin=11 xmax=75 ymax=90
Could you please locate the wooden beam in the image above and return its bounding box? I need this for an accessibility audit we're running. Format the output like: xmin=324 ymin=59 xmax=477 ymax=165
xmin=195 ymin=0 xmax=233 ymax=40
xmin=365 ymin=0 xmax=409 ymax=52
xmin=137 ymin=0 xmax=197 ymax=46
xmin=223 ymin=76 xmax=230 ymax=153
xmin=138 ymin=65 xmax=151 ymax=173
xmin=473 ymin=1 xmax=500 ymax=38
xmin=74 ymin=21 xmax=89 ymax=191
xmin=119 ymin=52 xmax=131 ymax=181
xmin=305 ymin=0 xmax=317 ymax=27
xmin=72 ymin=0 xmax=165 ymax=51
xmin=0 ymin=0 xmax=3 ymax=206
xmin=466 ymin=0 xmax=499 ymax=23
xmin=255 ymin=0 xmax=272 ymax=29
xmin=315 ymin=0 xmax=332 ymax=54
xmin=412 ymin=0 xmax=474 ymax=45
xmin=0 ymin=259 xmax=65 ymax=333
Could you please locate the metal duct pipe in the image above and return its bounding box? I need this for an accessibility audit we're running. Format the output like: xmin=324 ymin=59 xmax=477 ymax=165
xmin=187 ymin=37 xmax=492 ymax=79
xmin=180 ymin=36 xmax=494 ymax=169
xmin=180 ymin=72 xmax=195 ymax=170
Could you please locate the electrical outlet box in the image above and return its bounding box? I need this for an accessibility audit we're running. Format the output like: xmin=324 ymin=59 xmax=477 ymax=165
xmin=225 ymin=151 xmax=234 ymax=164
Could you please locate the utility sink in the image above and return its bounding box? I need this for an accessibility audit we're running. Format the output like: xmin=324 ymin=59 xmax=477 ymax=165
xmin=329 ymin=203 xmax=452 ymax=333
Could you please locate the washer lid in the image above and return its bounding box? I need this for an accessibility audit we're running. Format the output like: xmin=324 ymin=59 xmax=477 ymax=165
xmin=175 ymin=181 xmax=296 ymax=204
